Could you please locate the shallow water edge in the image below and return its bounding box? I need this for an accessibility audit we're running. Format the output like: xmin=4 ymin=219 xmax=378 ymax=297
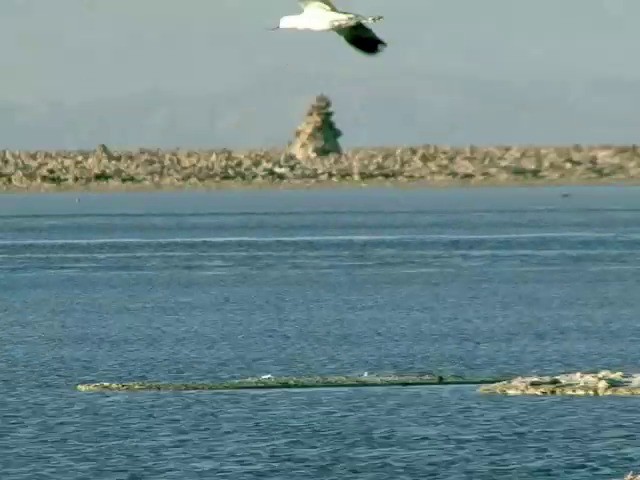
xmin=3 ymin=177 xmax=640 ymax=195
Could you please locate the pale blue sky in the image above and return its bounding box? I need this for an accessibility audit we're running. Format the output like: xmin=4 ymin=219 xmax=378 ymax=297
xmin=1 ymin=0 xmax=638 ymax=150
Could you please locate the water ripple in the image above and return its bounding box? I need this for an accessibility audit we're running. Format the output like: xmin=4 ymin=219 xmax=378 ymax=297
xmin=2 ymin=187 xmax=640 ymax=479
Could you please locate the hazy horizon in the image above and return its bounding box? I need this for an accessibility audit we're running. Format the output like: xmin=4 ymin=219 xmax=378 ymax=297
xmin=1 ymin=0 xmax=639 ymax=150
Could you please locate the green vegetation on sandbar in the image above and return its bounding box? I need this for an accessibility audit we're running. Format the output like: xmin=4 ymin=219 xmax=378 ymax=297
xmin=76 ymin=373 xmax=508 ymax=392
xmin=76 ymin=370 xmax=640 ymax=395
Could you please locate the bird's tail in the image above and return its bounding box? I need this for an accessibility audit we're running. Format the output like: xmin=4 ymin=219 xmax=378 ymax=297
xmin=365 ymin=15 xmax=383 ymax=24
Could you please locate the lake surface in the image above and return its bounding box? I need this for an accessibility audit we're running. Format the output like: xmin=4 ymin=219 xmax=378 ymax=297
xmin=1 ymin=185 xmax=640 ymax=479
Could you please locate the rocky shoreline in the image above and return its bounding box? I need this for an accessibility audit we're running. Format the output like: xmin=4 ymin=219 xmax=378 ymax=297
xmin=2 ymin=143 xmax=640 ymax=193
xmin=478 ymin=370 xmax=640 ymax=396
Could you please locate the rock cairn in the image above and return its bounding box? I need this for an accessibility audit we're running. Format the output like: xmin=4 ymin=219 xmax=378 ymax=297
xmin=287 ymin=94 xmax=343 ymax=161
xmin=478 ymin=370 xmax=640 ymax=396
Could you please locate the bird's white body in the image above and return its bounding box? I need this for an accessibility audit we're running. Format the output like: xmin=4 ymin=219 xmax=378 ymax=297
xmin=273 ymin=1 xmax=387 ymax=55
xmin=279 ymin=10 xmax=357 ymax=32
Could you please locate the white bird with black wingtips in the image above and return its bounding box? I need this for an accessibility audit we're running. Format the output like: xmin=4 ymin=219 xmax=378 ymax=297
xmin=271 ymin=0 xmax=387 ymax=56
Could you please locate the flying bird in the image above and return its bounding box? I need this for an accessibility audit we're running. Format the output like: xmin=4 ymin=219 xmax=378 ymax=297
xmin=272 ymin=0 xmax=387 ymax=56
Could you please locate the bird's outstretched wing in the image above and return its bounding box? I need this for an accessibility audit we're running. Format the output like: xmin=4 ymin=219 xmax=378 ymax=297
xmin=298 ymin=0 xmax=338 ymax=12
xmin=335 ymin=22 xmax=387 ymax=55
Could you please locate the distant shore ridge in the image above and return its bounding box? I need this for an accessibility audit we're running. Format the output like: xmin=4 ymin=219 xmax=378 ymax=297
xmin=2 ymin=143 xmax=640 ymax=192
xmin=3 ymin=93 xmax=640 ymax=191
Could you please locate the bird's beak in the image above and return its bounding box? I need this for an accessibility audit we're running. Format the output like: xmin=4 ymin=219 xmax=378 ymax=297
xmin=268 ymin=26 xmax=280 ymax=31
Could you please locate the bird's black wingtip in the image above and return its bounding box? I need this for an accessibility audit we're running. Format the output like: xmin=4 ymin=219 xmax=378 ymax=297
xmin=354 ymin=40 xmax=387 ymax=56
xmin=336 ymin=22 xmax=388 ymax=56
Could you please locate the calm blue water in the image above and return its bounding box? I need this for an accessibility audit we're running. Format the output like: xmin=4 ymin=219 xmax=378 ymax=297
xmin=1 ymin=185 xmax=640 ymax=479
